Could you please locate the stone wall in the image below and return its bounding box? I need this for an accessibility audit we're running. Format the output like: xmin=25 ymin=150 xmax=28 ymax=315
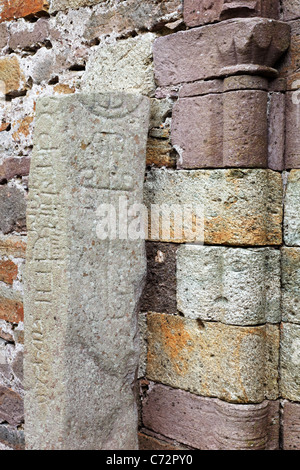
xmin=0 ymin=0 xmax=299 ymax=450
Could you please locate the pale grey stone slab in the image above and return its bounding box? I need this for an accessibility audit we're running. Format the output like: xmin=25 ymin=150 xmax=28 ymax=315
xmin=282 ymin=247 xmax=300 ymax=324
xmin=24 ymin=93 xmax=150 ymax=450
xmin=280 ymin=323 xmax=300 ymax=402
xmin=284 ymin=171 xmax=300 ymax=246
xmin=177 ymin=245 xmax=281 ymax=326
xmin=82 ymin=33 xmax=156 ymax=97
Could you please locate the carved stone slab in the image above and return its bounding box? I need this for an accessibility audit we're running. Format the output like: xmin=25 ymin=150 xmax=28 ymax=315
xmin=24 ymin=93 xmax=150 ymax=450
xmin=153 ymin=18 xmax=290 ymax=86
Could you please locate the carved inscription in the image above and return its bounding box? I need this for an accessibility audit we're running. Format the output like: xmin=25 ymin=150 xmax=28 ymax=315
xmin=24 ymin=93 xmax=150 ymax=450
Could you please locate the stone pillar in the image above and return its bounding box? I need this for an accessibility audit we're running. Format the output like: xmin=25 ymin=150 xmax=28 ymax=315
xmin=24 ymin=93 xmax=150 ymax=450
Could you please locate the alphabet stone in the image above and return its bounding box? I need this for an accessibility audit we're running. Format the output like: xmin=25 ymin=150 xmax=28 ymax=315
xmin=24 ymin=93 xmax=150 ymax=450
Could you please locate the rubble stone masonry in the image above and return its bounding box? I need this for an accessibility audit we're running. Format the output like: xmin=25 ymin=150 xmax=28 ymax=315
xmin=0 ymin=0 xmax=299 ymax=450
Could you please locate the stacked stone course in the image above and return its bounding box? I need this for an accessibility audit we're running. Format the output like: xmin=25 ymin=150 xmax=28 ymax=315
xmin=0 ymin=0 xmax=299 ymax=450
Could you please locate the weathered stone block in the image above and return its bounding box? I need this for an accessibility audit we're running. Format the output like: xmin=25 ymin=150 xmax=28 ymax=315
xmin=144 ymin=169 xmax=282 ymax=246
xmin=153 ymin=19 xmax=290 ymax=86
xmin=0 ymin=56 xmax=25 ymax=96
xmin=0 ymin=291 xmax=23 ymax=324
xmin=146 ymin=313 xmax=279 ymax=403
xmin=177 ymin=246 xmax=281 ymax=325
xmin=0 ymin=185 xmax=27 ymax=235
xmin=0 ymin=424 xmax=24 ymax=450
xmin=279 ymin=20 xmax=300 ymax=91
xmin=184 ymin=0 xmax=279 ymax=27
xmin=82 ymin=0 xmax=183 ymax=41
xmin=173 ymin=87 xmax=269 ymax=168
xmin=50 ymin=0 xmax=106 ymax=12
xmin=0 ymin=260 xmax=18 ymax=286
xmin=282 ymin=401 xmax=300 ymax=450
xmin=24 ymin=93 xmax=150 ymax=450
xmin=281 ymin=0 xmax=300 ymax=21
xmin=280 ymin=323 xmax=300 ymax=402
xmin=0 ymin=386 xmax=23 ymax=426
xmin=0 ymin=23 xmax=8 ymax=49
xmin=141 ymin=242 xmax=177 ymax=315
xmin=9 ymin=18 xmax=50 ymax=51
xmin=284 ymin=170 xmax=300 ymax=246
xmin=0 ymin=157 xmax=31 ymax=184
xmin=268 ymin=92 xmax=286 ymax=171
xmin=282 ymin=248 xmax=300 ymax=324
xmin=142 ymin=383 xmax=280 ymax=450
xmin=285 ymin=92 xmax=300 ymax=168
xmin=0 ymin=235 xmax=26 ymax=259
xmin=223 ymin=89 xmax=268 ymax=167
xmin=172 ymin=94 xmax=223 ymax=168
xmin=0 ymin=0 xmax=49 ymax=22
xmin=83 ymin=33 xmax=156 ymax=97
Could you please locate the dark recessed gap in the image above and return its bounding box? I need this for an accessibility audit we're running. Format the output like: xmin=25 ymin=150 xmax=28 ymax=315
xmin=68 ymin=64 xmax=86 ymax=71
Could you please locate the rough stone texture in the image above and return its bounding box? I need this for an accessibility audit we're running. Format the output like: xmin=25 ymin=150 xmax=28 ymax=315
xmin=0 ymin=424 xmax=24 ymax=450
xmin=0 ymin=0 xmax=49 ymax=23
xmin=0 ymin=291 xmax=24 ymax=323
xmin=281 ymin=1 xmax=300 ymax=21
xmin=280 ymin=323 xmax=300 ymax=402
xmin=0 ymin=185 xmax=27 ymax=235
xmin=183 ymin=0 xmax=279 ymax=27
xmin=24 ymin=93 xmax=150 ymax=450
xmin=0 ymin=23 xmax=8 ymax=49
xmin=279 ymin=19 xmax=300 ymax=91
xmin=173 ymin=89 xmax=269 ymax=169
xmin=8 ymin=18 xmax=50 ymax=52
xmin=0 ymin=260 xmax=18 ymax=286
xmin=82 ymin=33 xmax=156 ymax=97
xmin=282 ymin=401 xmax=300 ymax=450
xmin=141 ymin=243 xmax=177 ymax=315
xmin=268 ymin=92 xmax=286 ymax=171
xmin=284 ymin=170 xmax=300 ymax=246
xmin=82 ymin=0 xmax=183 ymax=41
xmin=177 ymin=246 xmax=281 ymax=325
xmin=0 ymin=386 xmax=23 ymax=426
xmin=285 ymin=91 xmax=300 ymax=168
xmin=138 ymin=430 xmax=188 ymax=450
xmin=282 ymin=248 xmax=300 ymax=324
xmin=142 ymin=383 xmax=280 ymax=450
xmin=146 ymin=313 xmax=279 ymax=403
xmin=0 ymin=157 xmax=31 ymax=184
xmin=223 ymin=90 xmax=268 ymax=167
xmin=153 ymin=19 xmax=290 ymax=87
xmin=144 ymin=168 xmax=282 ymax=246
xmin=0 ymin=56 xmax=25 ymax=96
xmin=172 ymin=94 xmax=224 ymax=168
xmin=50 ymin=0 xmax=107 ymax=12
xmin=0 ymin=236 xmax=26 ymax=259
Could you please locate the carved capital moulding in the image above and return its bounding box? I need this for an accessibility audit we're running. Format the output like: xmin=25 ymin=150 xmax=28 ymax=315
xmin=184 ymin=0 xmax=280 ymax=27
xmin=153 ymin=18 xmax=290 ymax=87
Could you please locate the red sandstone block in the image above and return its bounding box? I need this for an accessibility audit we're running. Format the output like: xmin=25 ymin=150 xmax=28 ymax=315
xmin=0 ymin=157 xmax=31 ymax=183
xmin=184 ymin=0 xmax=279 ymax=27
xmin=0 ymin=259 xmax=18 ymax=285
xmin=153 ymin=19 xmax=290 ymax=87
xmin=0 ymin=0 xmax=49 ymax=23
xmin=0 ymin=296 xmax=23 ymax=323
xmin=142 ymin=383 xmax=280 ymax=450
xmin=0 ymin=386 xmax=23 ymax=426
xmin=282 ymin=401 xmax=300 ymax=450
xmin=285 ymin=91 xmax=300 ymax=168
